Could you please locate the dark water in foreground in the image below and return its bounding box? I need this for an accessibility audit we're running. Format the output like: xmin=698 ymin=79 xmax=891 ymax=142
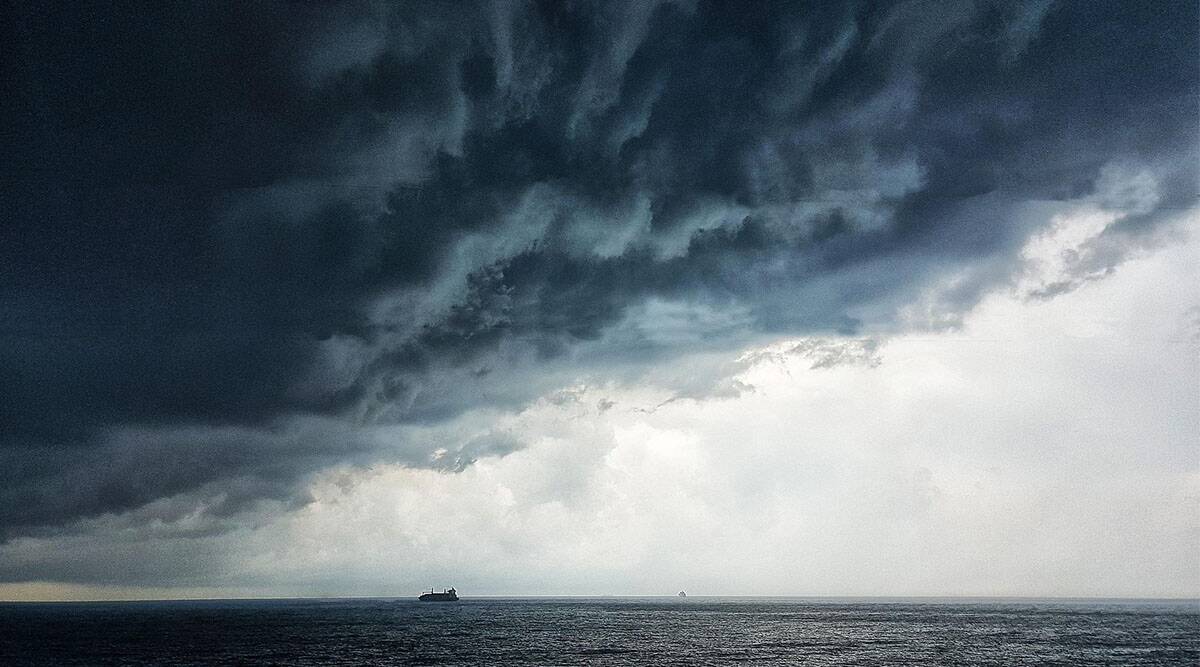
xmin=1 ymin=597 xmax=1196 ymax=665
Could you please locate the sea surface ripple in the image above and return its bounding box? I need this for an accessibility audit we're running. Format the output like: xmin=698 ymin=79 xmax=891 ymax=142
xmin=1 ymin=597 xmax=1196 ymax=665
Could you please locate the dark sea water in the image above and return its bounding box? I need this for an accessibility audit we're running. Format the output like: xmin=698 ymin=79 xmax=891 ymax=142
xmin=1 ymin=597 xmax=1196 ymax=665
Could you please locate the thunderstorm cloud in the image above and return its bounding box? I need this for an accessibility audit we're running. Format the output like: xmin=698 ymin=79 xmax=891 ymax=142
xmin=0 ymin=0 xmax=1195 ymax=584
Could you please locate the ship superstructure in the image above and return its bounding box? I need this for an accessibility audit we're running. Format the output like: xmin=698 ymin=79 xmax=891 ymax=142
xmin=418 ymin=587 xmax=459 ymax=602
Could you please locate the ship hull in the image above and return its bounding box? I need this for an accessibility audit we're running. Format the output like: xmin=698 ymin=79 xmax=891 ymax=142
xmin=418 ymin=593 xmax=458 ymax=602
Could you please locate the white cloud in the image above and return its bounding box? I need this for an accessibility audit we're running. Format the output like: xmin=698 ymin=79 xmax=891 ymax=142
xmin=210 ymin=211 xmax=1200 ymax=598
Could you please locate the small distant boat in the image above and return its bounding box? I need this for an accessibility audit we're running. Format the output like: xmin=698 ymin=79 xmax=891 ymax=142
xmin=678 ymin=591 xmax=687 ymax=597
xmin=419 ymin=587 xmax=459 ymax=602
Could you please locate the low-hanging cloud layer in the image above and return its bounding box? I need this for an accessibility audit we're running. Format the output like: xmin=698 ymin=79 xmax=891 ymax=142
xmin=2 ymin=212 xmax=1196 ymax=598
xmin=1 ymin=1 xmax=1197 ymax=587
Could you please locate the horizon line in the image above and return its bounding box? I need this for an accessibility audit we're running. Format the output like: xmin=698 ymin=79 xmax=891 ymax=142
xmin=4 ymin=594 xmax=1198 ymax=604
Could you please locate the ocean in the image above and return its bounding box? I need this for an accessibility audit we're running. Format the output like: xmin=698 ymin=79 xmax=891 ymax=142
xmin=1 ymin=597 xmax=1196 ymax=665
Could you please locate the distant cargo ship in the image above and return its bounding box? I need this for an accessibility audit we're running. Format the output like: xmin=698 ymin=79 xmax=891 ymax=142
xmin=419 ymin=587 xmax=459 ymax=602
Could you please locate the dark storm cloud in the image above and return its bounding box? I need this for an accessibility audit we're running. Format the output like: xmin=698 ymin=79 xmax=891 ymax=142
xmin=1 ymin=0 xmax=1196 ymax=546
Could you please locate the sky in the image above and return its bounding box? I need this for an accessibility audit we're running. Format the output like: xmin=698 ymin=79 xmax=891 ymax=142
xmin=0 ymin=1 xmax=1197 ymax=600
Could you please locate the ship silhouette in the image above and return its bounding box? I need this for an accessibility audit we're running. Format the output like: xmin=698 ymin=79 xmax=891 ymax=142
xmin=419 ymin=587 xmax=458 ymax=602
